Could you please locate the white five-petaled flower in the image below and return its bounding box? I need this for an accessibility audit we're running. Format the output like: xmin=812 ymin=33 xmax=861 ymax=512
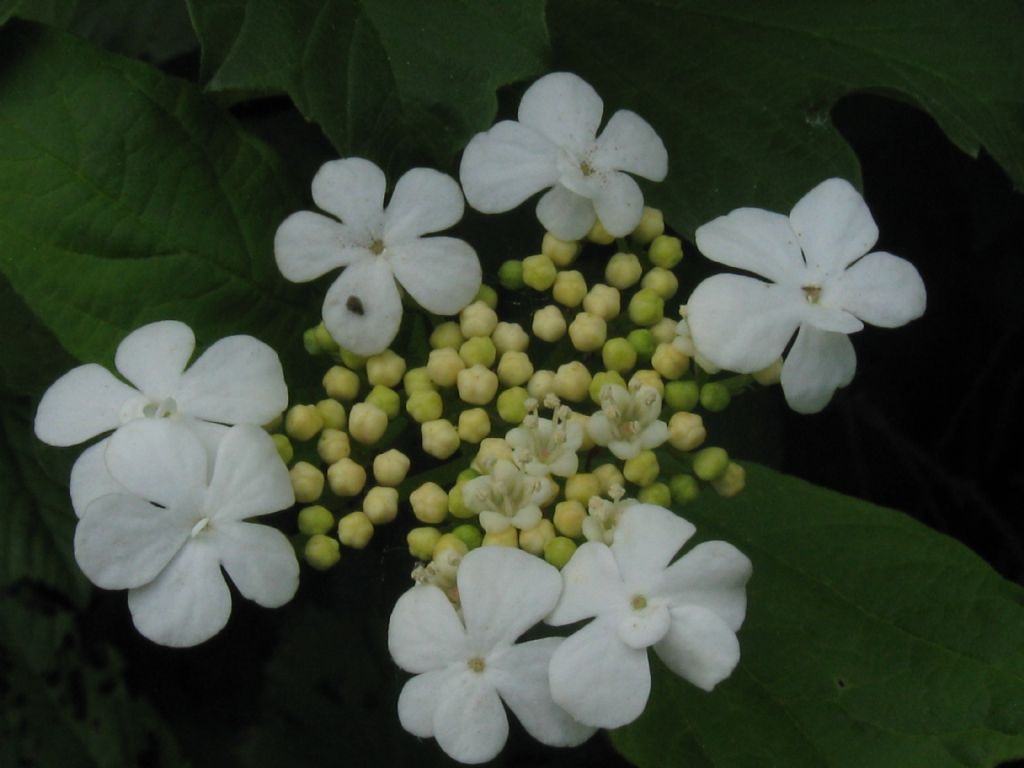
xmin=275 ymin=158 xmax=482 ymax=356
xmin=548 ymin=504 xmax=752 ymax=729
xmin=34 ymin=320 xmax=288 ymax=516
xmin=459 ymin=72 xmax=668 ymax=240
xmin=388 ymin=546 xmax=595 ymax=764
xmin=586 ymin=384 xmax=669 ymax=460
xmin=505 ymin=404 xmax=583 ymax=478
xmin=74 ymin=420 xmax=298 ymax=647
xmin=462 ymin=459 xmax=554 ymax=534
xmin=687 ymin=178 xmax=927 ymax=413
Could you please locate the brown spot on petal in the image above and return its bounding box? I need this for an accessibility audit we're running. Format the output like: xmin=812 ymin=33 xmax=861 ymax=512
xmin=347 ymin=296 xmax=365 ymax=316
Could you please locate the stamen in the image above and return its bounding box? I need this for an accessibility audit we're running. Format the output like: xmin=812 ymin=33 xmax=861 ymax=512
xmin=467 ymin=656 xmax=486 ymax=673
xmin=802 ymin=285 xmax=822 ymax=304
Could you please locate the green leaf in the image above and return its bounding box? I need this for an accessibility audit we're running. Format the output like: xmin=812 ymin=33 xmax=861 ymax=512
xmin=186 ymin=0 xmax=549 ymax=166
xmin=0 ymin=22 xmax=319 ymax=383
xmin=548 ymin=0 xmax=1024 ymax=236
xmin=613 ymin=463 xmax=1024 ymax=768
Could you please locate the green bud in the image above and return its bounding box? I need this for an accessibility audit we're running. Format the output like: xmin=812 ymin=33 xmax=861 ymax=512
xmin=637 ymin=482 xmax=672 ymax=507
xmin=339 ymin=347 xmax=366 ymax=370
xmin=669 ymin=474 xmax=700 ymax=505
xmin=304 ymin=534 xmax=340 ymax=570
xmin=522 ymin=253 xmax=557 ymax=291
xmin=496 ymin=386 xmax=530 ymax=424
xmin=601 ymin=338 xmax=637 ymax=373
xmin=366 ymin=385 xmax=400 ymax=418
xmin=406 ymin=389 xmax=443 ymax=423
xmin=459 ymin=336 xmax=497 ymax=368
xmin=457 ymin=468 xmax=481 ymax=484
xmin=628 ymin=288 xmax=665 ymax=327
xmin=476 ymin=284 xmax=498 ymax=309
xmin=700 ymin=382 xmax=732 ymax=412
xmin=544 ymin=537 xmax=578 ymax=569
xmin=498 ymin=259 xmax=525 ymax=290
xmin=316 ymin=398 xmax=347 ymax=430
xmin=403 ymin=367 xmax=434 ymax=394
xmin=452 ymin=523 xmax=483 ymax=551
xmin=627 ymin=328 xmax=657 ymax=359
xmin=623 ymin=449 xmax=660 ymax=487
xmin=297 ymin=505 xmax=334 ymax=536
xmin=632 ymin=207 xmax=664 ymax=244
xmin=448 ymin=482 xmax=476 ymax=519
xmin=430 ymin=321 xmax=464 ymax=350
xmin=303 ymin=328 xmax=321 ymax=356
xmin=271 ymin=433 xmax=293 ymax=464
xmin=693 ymin=446 xmax=730 ymax=481
xmin=408 ymin=527 xmax=442 ymax=561
xmin=313 ymin=322 xmax=339 ymax=353
xmin=665 ymin=380 xmax=700 ymax=412
xmin=649 ymin=235 xmax=683 ymax=268
xmin=589 ymin=370 xmax=627 ymax=404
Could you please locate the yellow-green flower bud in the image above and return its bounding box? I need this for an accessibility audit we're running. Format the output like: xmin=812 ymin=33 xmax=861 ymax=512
xmin=565 ymin=473 xmax=601 ymax=504
xmin=627 ymin=328 xmax=656 ymax=359
xmin=605 ymin=251 xmax=643 ymax=290
xmin=544 ymin=537 xmax=577 ymax=569
xmin=587 ymin=219 xmax=615 ymax=245
xmin=458 ymin=468 xmax=481 ymax=484
xmin=317 ymin=428 xmax=351 ymax=464
xmin=496 ymin=351 xmax=534 ymax=387
xmin=593 ymin=463 xmax=625 ymax=493
xmin=712 ymin=462 xmax=746 ymax=498
xmin=427 ymin=348 xmax=465 ymax=387
xmin=457 ymin=408 xmax=491 ymax=443
xmin=532 ymin=305 xmax=567 ymax=342
xmin=498 ymin=259 xmax=525 ymax=289
xmin=527 ymin=369 xmax=556 ymax=400
xmin=338 ymin=348 xmax=366 ymax=370
xmin=652 ymin=343 xmax=689 ymax=380
xmin=753 ymin=358 xmax=784 ymax=386
xmin=554 ymin=361 xmax=592 ymax=403
xmin=641 ymin=266 xmax=678 ymax=299
xmin=373 ymin=449 xmax=410 ymax=486
xmin=632 ymin=206 xmax=664 ymax=244
xmin=434 ymin=533 xmax=469 ymax=559
xmin=522 ymin=253 xmax=557 ymax=291
xmin=651 ymin=317 xmax=678 ymax=344
xmin=638 ymin=482 xmax=672 ymax=507
xmin=313 ymin=322 xmax=340 ymax=354
xmin=451 ymin=524 xmax=483 ymax=551
xmin=323 ymin=366 xmax=360 ymax=401
xmin=338 ymin=510 xmax=374 ymax=549
xmin=408 ymin=526 xmax=442 ymax=561
xmin=475 ymin=284 xmax=498 ymax=309
xmin=406 ymin=390 xmax=443 ymax=424
xmin=285 ymin=404 xmax=324 ymax=442
xmin=316 ymin=398 xmax=347 ymax=430
xmin=589 ymin=370 xmax=627 ymax=404
xmin=629 ymin=369 xmax=664 ymax=396
xmin=297 ymin=505 xmax=334 ymax=536
xmin=303 ymin=327 xmax=320 ymax=356
xmin=665 ymin=380 xmax=700 ymax=412
xmin=348 ymin=401 xmax=388 ymax=443
xmin=669 ymin=411 xmax=706 ymax=452
xmin=553 ymin=500 xmax=586 ymax=538
xmin=403 ymin=366 xmax=434 ymax=394
xmin=699 ymin=382 xmax=731 ymax=412
xmin=271 ymin=433 xmax=293 ymax=463
xmin=290 ymin=461 xmax=324 ymax=503
xmin=410 ymin=482 xmax=449 ymax=524
xmin=519 ymin=519 xmax=556 ymax=556
xmin=422 ymin=418 xmax=460 ymax=459
xmin=552 ymin=270 xmax=587 ymax=308
xmin=496 ymin=386 xmax=529 ymax=424
xmin=492 ymin=321 xmax=529 ymax=354
xmin=569 ymin=411 xmax=594 ymax=451
xmin=483 ymin=527 xmax=518 ymax=548
xmin=568 ymin=312 xmax=607 ymax=352
xmin=542 ymin=232 xmax=579 ymax=267
xmin=628 ymin=288 xmax=664 ymax=327
xmin=601 ymin=338 xmax=637 ymax=373
xmin=457 ymin=364 xmax=499 ymax=405
xmin=327 ymin=457 xmax=367 ymax=497
xmin=304 ymin=534 xmax=340 ymax=570
xmin=363 ymin=486 xmax=399 ymax=525
xmin=471 ymin=437 xmax=512 ymax=474
xmin=366 ymin=349 xmax=406 ymax=387
xmin=582 ymin=283 xmax=620 ymax=320
xmin=460 ymin=300 xmax=498 ymax=338
xmin=623 ymin=450 xmax=660 ymax=487
xmin=693 ymin=446 xmax=729 ymax=481
xmin=459 ymin=336 xmax=497 ymax=368
xmin=447 ymin=482 xmax=475 ymax=519
xmin=649 ymin=235 xmax=683 ymax=268
xmin=670 ymin=473 xmax=700 ymax=504
xmin=430 ymin=321 xmax=464 ymax=350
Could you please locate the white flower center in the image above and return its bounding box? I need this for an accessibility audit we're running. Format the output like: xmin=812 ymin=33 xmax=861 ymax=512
xmin=467 ymin=656 xmax=486 ymax=673
xmin=802 ymin=285 xmax=822 ymax=304
xmin=630 ymin=594 xmax=648 ymax=611
xmin=190 ymin=516 xmax=211 ymax=538
xmin=369 ymin=239 xmax=385 ymax=255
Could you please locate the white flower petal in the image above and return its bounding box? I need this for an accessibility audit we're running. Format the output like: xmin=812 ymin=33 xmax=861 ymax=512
xmin=637 ymin=420 xmax=669 ymax=450
xmin=383 ymin=168 xmax=464 ymax=244
xmin=802 ymin=304 xmax=864 ymax=334
xmin=695 ymin=207 xmax=806 ymax=284
xmin=549 ymin=617 xmax=650 ymax=728
xmin=211 ymin=521 xmax=298 ymax=608
xmin=611 ymin=504 xmax=695 ymax=588
xmin=205 ymin=425 xmax=294 ymax=521
xmin=651 ymin=541 xmax=752 ymax=632
xmin=790 ymin=178 xmax=878 ymax=278
xmin=459 ymin=121 xmax=560 ymax=213
xmin=321 ymin=258 xmax=402 ymax=356
xmin=488 ymin=638 xmax=596 ymax=747
xmin=686 ymin=274 xmax=803 ymax=372
xmin=518 ymin=72 xmax=603 ymax=153
xmin=398 ymin=667 xmax=458 ymax=738
xmin=175 ymin=336 xmax=287 ymax=426
xmin=114 ymin=321 xmax=194 ymax=399
xmin=387 ymin=237 xmax=481 ymax=315
xmin=388 ymin=585 xmax=469 ymax=674
xmin=310 ymin=158 xmax=385 ymax=238
xmin=274 ymin=211 xmax=369 ymax=282
xmin=433 ymin=670 xmax=508 ymax=765
xmin=69 ymin=438 xmax=123 ymax=518
xmin=181 ymin=418 xmax=229 ymax=479
xmin=127 ymin=538 xmax=231 ymax=647
xmin=608 ymin=439 xmax=640 ymax=461
xmin=592 ymin=109 xmax=667 ymax=181
xmin=106 ymin=420 xmax=207 ymax=509
xmin=458 ymin=547 xmax=562 ymax=651
xmin=585 ymin=412 xmax=613 ymax=446
xmin=536 ymin=183 xmax=596 ymax=240
xmin=618 ymin=603 xmax=671 ymax=650
xmin=654 ymin=604 xmax=741 ymax=691
xmin=780 ymin=325 xmax=856 ymax=414
xmin=479 ymin=510 xmax=510 ymax=534
xmin=34 ymin=364 xmax=139 ymax=447
xmin=831 ymin=251 xmax=927 ymax=328
xmin=547 ymin=542 xmax=625 ymax=626
xmin=593 ymin=171 xmax=644 ymax=237
xmin=74 ymin=493 xmax=191 ymax=590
